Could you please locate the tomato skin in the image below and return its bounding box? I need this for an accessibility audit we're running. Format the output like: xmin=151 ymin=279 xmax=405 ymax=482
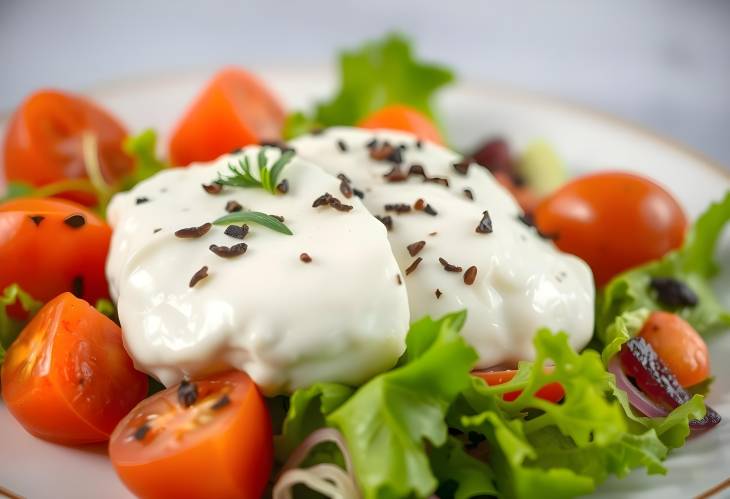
xmin=534 ymin=172 xmax=687 ymax=286
xmin=169 ymin=67 xmax=286 ymax=166
xmin=110 ymin=371 xmax=272 ymax=499
xmin=639 ymin=311 xmax=709 ymax=387
xmin=0 ymin=197 xmax=111 ymax=305
xmin=1 ymin=293 xmax=148 ymax=444
xmin=3 ymin=89 xmax=133 ymax=203
xmin=358 ymin=104 xmax=444 ymax=145
xmin=473 ymin=370 xmax=565 ymax=403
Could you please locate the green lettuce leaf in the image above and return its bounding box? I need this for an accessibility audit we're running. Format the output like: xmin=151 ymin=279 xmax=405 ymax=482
xmin=600 ymin=308 xmax=651 ymax=365
xmin=326 ymin=311 xmax=477 ymax=499
xmin=284 ymin=34 xmax=454 ymax=139
xmin=597 ymin=192 xmax=730 ymax=338
xmin=430 ymin=436 xmax=497 ymax=499
xmin=0 ymin=284 xmax=42 ymax=364
xmin=121 ymin=129 xmax=170 ymax=189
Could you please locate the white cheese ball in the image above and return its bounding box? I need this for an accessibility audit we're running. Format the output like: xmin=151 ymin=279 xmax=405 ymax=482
xmin=106 ymin=147 xmax=410 ymax=394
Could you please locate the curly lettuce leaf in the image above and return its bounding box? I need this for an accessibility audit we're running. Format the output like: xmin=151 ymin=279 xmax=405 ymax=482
xmin=430 ymin=436 xmax=497 ymax=499
xmin=326 ymin=311 xmax=477 ymax=499
xmin=597 ymin=192 xmax=730 ymax=338
xmin=600 ymin=308 xmax=650 ymax=365
xmin=0 ymin=284 xmax=42 ymax=364
xmin=284 ymin=34 xmax=454 ymax=139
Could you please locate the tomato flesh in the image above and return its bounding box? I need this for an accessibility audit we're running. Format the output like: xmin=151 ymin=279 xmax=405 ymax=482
xmin=169 ymin=68 xmax=286 ymax=166
xmin=358 ymin=104 xmax=444 ymax=145
xmin=639 ymin=311 xmax=709 ymax=388
xmin=3 ymin=89 xmax=133 ymax=204
xmin=109 ymin=371 xmax=272 ymax=499
xmin=1 ymin=293 xmax=148 ymax=444
xmin=473 ymin=369 xmax=565 ymax=403
xmin=534 ymin=172 xmax=687 ymax=286
xmin=0 ymin=197 xmax=111 ymax=306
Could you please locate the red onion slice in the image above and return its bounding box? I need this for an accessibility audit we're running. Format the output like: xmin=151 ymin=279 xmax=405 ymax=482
xmin=609 ymin=357 xmax=668 ymax=418
xmin=274 ymin=428 xmax=360 ymax=499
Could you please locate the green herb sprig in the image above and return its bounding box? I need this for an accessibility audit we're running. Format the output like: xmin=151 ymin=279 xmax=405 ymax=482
xmin=216 ymin=148 xmax=295 ymax=195
xmin=213 ymin=211 xmax=293 ymax=236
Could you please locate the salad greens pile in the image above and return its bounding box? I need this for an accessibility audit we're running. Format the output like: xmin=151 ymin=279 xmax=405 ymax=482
xmin=274 ymin=191 xmax=730 ymax=499
xmin=284 ymin=34 xmax=454 ymax=139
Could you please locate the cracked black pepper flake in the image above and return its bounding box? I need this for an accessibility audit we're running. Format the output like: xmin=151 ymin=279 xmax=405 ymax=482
xmin=439 ymin=257 xmax=463 ymax=273
xmin=300 ymin=252 xmax=312 ymax=263
xmin=261 ymin=140 xmax=295 ymax=153
xmin=339 ymin=178 xmax=353 ymax=198
xmin=452 ymin=161 xmax=470 ymax=175
xmin=424 ymin=204 xmax=438 ymax=216
xmin=225 ymin=200 xmax=243 ymax=213
xmin=415 ymin=139 xmax=423 ymax=149
xmin=312 ymin=193 xmax=353 ymax=212
xmin=136 ymin=197 xmax=150 ymax=205
xmin=337 ymin=173 xmax=352 ymax=183
xmin=211 ymin=394 xmax=231 ymax=410
xmin=224 ymin=224 xmax=249 ymax=240
xmin=153 ymin=228 xmax=162 ymax=234
xmin=276 ymin=179 xmax=289 ymax=194
xmin=476 ymin=211 xmax=493 ymax=234
xmin=202 ymin=183 xmax=223 ymax=194
xmin=464 ymin=266 xmax=478 ymax=285
xmin=388 ymin=147 xmax=403 ymax=164
xmin=414 ymin=198 xmax=425 ymax=210
xmin=175 ymin=223 xmax=212 ymax=239
xmin=429 ymin=231 xmax=438 ymax=236
xmin=375 ymin=215 xmax=393 ymax=231
xmin=178 ymin=379 xmax=198 ymax=407
xmin=405 ymin=257 xmax=423 ymax=276
xmin=365 ymin=137 xmax=377 ymax=149
xmin=425 ymin=177 xmax=449 ymax=187
xmin=370 ymin=142 xmax=396 ymax=161
xmin=336 ymin=139 xmax=348 ymax=152
xmin=435 ymin=289 xmax=442 ymax=299
xmin=517 ymin=214 xmax=558 ymax=240
xmin=72 ymin=276 xmax=84 ymax=298
xmin=385 ymin=203 xmax=411 ymax=214
xmin=209 ymin=243 xmax=248 ymax=258
xmin=649 ymin=277 xmax=699 ymax=308
xmin=383 ymin=165 xmax=408 ymax=183
xmin=407 ymin=240 xmax=426 ymax=256
xmin=270 ymin=214 xmax=285 ymax=222
xmin=189 ymin=266 xmax=209 ymax=288
xmin=396 ymin=274 xmax=402 ymax=285
xmin=408 ymin=164 xmax=426 ymax=178
xmin=29 ymin=215 xmax=44 ymax=226
xmin=64 ymin=214 xmax=86 ymax=228
xmin=353 ymin=188 xmax=365 ymax=199
xmin=463 ymin=188 xmax=474 ymax=200
xmin=133 ymin=423 xmax=151 ymax=441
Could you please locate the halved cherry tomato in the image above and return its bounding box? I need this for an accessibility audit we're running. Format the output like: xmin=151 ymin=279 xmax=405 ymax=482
xmin=3 ymin=89 xmax=133 ymax=204
xmin=358 ymin=104 xmax=444 ymax=145
xmin=534 ymin=172 xmax=687 ymax=286
xmin=639 ymin=311 xmax=709 ymax=388
xmin=1 ymin=293 xmax=148 ymax=444
xmin=473 ymin=369 xmax=565 ymax=403
xmin=0 ymin=197 xmax=111 ymax=306
xmin=109 ymin=370 xmax=272 ymax=499
xmin=169 ymin=68 xmax=286 ymax=166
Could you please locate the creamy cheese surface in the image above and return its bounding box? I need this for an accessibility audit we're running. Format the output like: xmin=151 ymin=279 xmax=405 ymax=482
xmin=293 ymin=128 xmax=595 ymax=366
xmin=106 ymin=147 xmax=410 ymax=394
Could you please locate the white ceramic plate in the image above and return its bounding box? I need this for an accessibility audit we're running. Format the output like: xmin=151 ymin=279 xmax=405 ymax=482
xmin=1 ymin=68 xmax=729 ymax=499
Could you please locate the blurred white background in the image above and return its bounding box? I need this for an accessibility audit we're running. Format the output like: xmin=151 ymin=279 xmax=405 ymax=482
xmin=1 ymin=0 xmax=729 ymax=166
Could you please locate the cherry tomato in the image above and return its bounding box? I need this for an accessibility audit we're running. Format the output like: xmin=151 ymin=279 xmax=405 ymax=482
xmin=534 ymin=172 xmax=687 ymax=286
xmin=169 ymin=68 xmax=286 ymax=166
xmin=358 ymin=104 xmax=444 ymax=145
xmin=473 ymin=369 xmax=565 ymax=403
xmin=3 ymin=89 xmax=133 ymax=204
xmin=0 ymin=197 xmax=111 ymax=306
xmin=1 ymin=293 xmax=148 ymax=444
xmin=639 ymin=311 xmax=709 ymax=387
xmin=109 ymin=370 xmax=272 ymax=499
